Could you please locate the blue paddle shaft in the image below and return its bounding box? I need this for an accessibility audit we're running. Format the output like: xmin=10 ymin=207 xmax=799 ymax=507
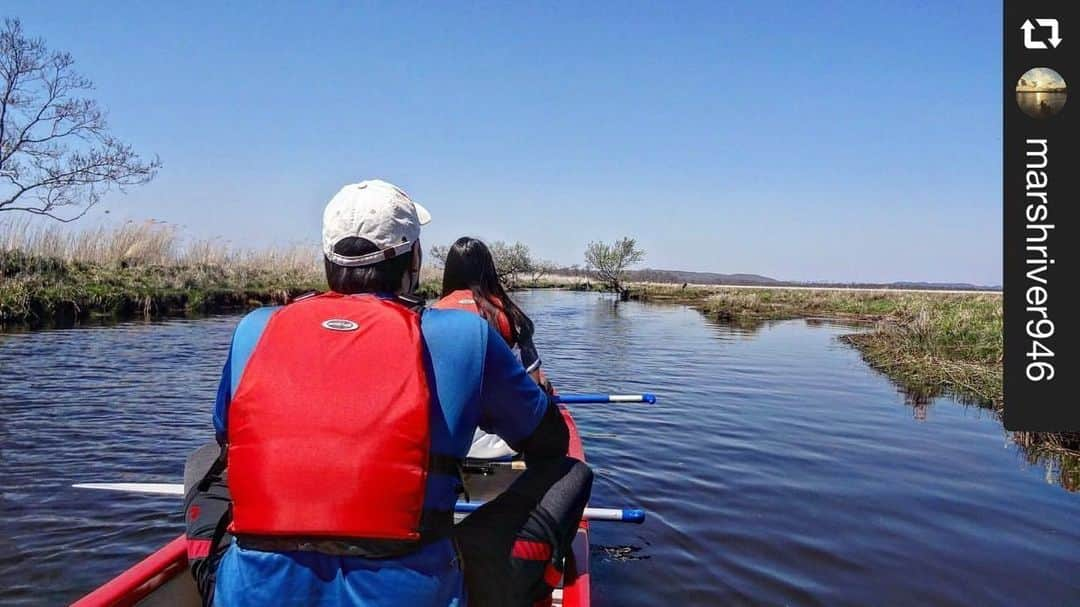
xmin=555 ymin=393 xmax=657 ymax=404
xmin=455 ymin=501 xmax=645 ymax=523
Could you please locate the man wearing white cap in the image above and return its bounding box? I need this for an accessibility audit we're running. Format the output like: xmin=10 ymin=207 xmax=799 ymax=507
xmin=184 ymin=179 xmax=590 ymax=606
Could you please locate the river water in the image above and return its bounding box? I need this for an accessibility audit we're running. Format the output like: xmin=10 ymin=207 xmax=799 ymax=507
xmin=1 ymin=290 xmax=1077 ymax=605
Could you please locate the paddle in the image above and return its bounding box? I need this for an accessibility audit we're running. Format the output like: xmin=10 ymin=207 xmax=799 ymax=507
xmin=555 ymin=393 xmax=656 ymax=404
xmin=462 ymin=460 xmax=526 ymax=475
xmin=72 ymin=483 xmax=645 ymax=523
xmin=454 ymin=501 xmax=645 ymax=523
xmin=74 ymin=482 xmax=182 ymax=495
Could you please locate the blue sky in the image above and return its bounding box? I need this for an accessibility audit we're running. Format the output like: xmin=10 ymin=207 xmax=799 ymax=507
xmin=10 ymin=2 xmax=1001 ymax=284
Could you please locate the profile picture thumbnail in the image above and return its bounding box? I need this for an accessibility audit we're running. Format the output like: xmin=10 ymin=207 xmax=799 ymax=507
xmin=1016 ymin=67 xmax=1067 ymax=119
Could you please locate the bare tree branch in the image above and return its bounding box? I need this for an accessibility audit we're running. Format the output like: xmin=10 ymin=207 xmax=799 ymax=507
xmin=0 ymin=18 xmax=159 ymax=221
xmin=429 ymin=244 xmax=449 ymax=269
xmin=528 ymin=259 xmax=554 ymax=285
xmin=489 ymin=241 xmax=532 ymax=289
xmin=584 ymin=237 xmax=646 ymax=298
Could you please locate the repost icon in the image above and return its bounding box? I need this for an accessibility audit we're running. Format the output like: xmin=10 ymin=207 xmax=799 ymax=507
xmin=1022 ymin=18 xmax=1063 ymax=49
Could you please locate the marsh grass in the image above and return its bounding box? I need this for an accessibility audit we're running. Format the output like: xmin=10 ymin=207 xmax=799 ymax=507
xmin=629 ymin=284 xmax=1080 ymax=484
xmin=632 ymin=284 xmax=1003 ymax=403
xmin=0 ymin=221 xmax=587 ymax=327
xmin=1012 ymin=431 xmax=1080 ymax=491
xmin=1 ymin=220 xmax=325 ymax=326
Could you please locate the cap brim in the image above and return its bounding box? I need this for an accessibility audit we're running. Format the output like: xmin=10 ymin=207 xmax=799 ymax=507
xmin=414 ymin=201 xmax=432 ymax=225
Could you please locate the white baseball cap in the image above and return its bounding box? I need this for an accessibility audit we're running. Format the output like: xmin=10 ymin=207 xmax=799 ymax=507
xmin=322 ymin=179 xmax=432 ymax=267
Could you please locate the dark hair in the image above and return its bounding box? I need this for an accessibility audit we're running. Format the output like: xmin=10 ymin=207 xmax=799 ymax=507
xmin=441 ymin=236 xmax=533 ymax=345
xmin=325 ymin=237 xmax=413 ymax=294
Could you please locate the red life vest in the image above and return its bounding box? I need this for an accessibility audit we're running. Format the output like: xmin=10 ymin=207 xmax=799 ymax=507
xmin=434 ymin=289 xmax=513 ymax=344
xmin=227 ymin=293 xmax=431 ymax=540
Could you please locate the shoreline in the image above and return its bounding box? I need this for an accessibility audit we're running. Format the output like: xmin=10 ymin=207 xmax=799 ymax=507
xmin=0 ymin=252 xmax=592 ymax=329
xmin=627 ymin=283 xmax=1003 ymax=404
xmin=0 ymin=250 xmax=324 ymax=329
xmin=624 ymin=283 xmax=1079 ymax=474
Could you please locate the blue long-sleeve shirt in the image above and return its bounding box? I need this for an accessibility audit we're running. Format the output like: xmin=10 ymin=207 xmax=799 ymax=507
xmin=211 ymin=303 xmax=550 ymax=606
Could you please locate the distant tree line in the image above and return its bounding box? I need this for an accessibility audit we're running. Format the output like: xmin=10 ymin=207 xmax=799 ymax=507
xmin=429 ymin=236 xmax=646 ymax=299
xmin=428 ymin=240 xmax=557 ymax=288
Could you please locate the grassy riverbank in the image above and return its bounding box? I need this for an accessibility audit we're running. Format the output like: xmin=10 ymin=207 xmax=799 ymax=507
xmin=630 ymin=284 xmax=1003 ymax=403
xmin=629 ymin=284 xmax=1080 ymax=479
xmin=0 ymin=221 xmax=331 ymax=327
xmin=631 ymin=283 xmax=1080 ymax=484
xmin=1 ymin=221 xmax=587 ymax=328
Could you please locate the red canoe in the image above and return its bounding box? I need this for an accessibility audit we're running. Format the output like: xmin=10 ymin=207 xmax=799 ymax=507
xmin=73 ymin=408 xmax=591 ymax=607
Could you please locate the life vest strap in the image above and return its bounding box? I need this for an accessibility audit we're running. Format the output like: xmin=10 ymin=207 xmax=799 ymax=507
xmin=429 ymin=453 xmax=464 ymax=477
xmin=429 ymin=452 xmax=469 ymax=504
xmin=423 ymin=451 xmax=462 ymax=535
xmin=235 ymin=507 xmax=454 ymax=558
xmin=418 ymin=508 xmax=455 ymax=538
xmin=236 ymin=534 xmax=423 ymax=558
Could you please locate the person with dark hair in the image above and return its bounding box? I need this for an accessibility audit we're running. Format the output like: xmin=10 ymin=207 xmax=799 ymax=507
xmin=435 ymin=237 xmax=552 ymax=460
xmin=432 ymin=238 xmax=593 ymax=606
xmin=438 ymin=236 xmax=552 ymax=392
xmin=183 ymin=179 xmax=590 ymax=607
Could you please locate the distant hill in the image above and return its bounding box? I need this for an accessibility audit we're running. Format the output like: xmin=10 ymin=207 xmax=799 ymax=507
xmin=552 ymin=267 xmax=999 ymax=292
xmin=860 ymin=281 xmax=1001 ymax=292
xmin=553 ymin=266 xmax=779 ymax=285
xmin=793 ymin=280 xmax=999 ymax=291
xmin=626 ymin=268 xmax=781 ymax=286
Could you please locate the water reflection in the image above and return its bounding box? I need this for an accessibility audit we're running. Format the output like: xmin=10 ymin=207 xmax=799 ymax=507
xmin=1013 ymin=432 xmax=1080 ymax=492
xmin=857 ymin=352 xmax=1080 ymax=491
xmin=904 ymin=391 xmax=931 ymax=421
xmin=695 ymin=308 xmax=1080 ymax=492
xmin=700 ymin=314 xmax=1080 ymax=493
xmin=700 ymin=316 xmax=780 ymax=340
xmin=1016 ymin=92 xmax=1067 ymax=119
xmin=701 ymin=313 xmax=857 ymax=334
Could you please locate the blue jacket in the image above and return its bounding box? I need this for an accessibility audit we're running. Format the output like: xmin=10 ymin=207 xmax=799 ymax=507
xmin=211 ymin=303 xmax=550 ymax=606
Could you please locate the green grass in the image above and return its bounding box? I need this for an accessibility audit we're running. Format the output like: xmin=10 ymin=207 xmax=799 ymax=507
xmin=0 ymin=221 xmax=590 ymax=327
xmin=631 ymin=284 xmax=1002 ymax=404
xmin=629 ymin=283 xmax=1080 ymax=487
xmin=1 ymin=221 xmax=327 ymax=327
xmin=1 ymin=249 xmax=324 ymax=327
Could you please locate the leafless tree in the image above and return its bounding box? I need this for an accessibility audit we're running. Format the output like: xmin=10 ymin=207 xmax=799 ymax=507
xmin=527 ymin=258 xmax=555 ymax=285
xmin=1 ymin=18 xmax=159 ymax=222
xmin=429 ymin=243 xmax=449 ymax=269
xmin=489 ymin=240 xmax=532 ymax=288
xmin=564 ymin=263 xmax=585 ymax=277
xmin=584 ymin=237 xmax=645 ymax=299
